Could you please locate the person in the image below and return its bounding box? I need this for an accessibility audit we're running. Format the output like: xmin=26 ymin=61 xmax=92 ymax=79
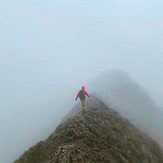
xmin=76 ymin=86 xmax=90 ymax=111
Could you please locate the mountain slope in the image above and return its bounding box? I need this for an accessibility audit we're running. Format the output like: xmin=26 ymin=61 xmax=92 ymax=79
xmin=14 ymin=95 xmax=163 ymax=163
xmin=89 ymin=70 xmax=163 ymax=147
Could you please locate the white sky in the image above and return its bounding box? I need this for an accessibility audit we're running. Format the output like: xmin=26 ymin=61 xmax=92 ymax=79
xmin=0 ymin=0 xmax=163 ymax=162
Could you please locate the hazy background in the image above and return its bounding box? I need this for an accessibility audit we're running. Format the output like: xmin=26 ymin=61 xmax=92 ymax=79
xmin=0 ymin=0 xmax=163 ymax=162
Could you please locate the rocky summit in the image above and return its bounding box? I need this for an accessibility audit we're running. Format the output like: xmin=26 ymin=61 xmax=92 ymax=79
xmin=14 ymin=95 xmax=163 ymax=163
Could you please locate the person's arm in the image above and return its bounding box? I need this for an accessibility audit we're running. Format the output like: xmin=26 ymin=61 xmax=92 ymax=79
xmin=76 ymin=92 xmax=79 ymax=100
xmin=84 ymin=91 xmax=90 ymax=97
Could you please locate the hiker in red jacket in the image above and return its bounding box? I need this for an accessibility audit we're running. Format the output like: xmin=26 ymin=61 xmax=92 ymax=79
xmin=76 ymin=86 xmax=90 ymax=111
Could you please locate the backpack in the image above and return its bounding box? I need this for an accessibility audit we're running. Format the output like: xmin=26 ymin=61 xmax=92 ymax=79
xmin=79 ymin=90 xmax=85 ymax=99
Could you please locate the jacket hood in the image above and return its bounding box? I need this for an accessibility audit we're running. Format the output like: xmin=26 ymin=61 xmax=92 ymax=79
xmin=81 ymin=86 xmax=85 ymax=90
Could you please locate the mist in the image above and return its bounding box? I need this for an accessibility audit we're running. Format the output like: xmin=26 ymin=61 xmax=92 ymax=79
xmin=0 ymin=0 xmax=163 ymax=162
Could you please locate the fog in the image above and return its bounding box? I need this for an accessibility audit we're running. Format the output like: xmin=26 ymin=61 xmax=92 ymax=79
xmin=0 ymin=0 xmax=163 ymax=162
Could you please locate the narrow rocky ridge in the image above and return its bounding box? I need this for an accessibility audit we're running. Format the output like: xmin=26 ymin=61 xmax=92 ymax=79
xmin=14 ymin=95 xmax=163 ymax=163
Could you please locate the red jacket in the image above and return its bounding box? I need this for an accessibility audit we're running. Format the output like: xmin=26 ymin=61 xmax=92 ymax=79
xmin=76 ymin=86 xmax=90 ymax=100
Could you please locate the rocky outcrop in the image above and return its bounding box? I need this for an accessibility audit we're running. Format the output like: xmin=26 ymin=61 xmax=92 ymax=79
xmin=14 ymin=96 xmax=163 ymax=163
xmin=89 ymin=70 xmax=163 ymax=148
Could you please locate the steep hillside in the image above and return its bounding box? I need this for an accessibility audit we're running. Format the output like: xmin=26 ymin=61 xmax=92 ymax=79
xmin=14 ymin=96 xmax=163 ymax=163
xmin=89 ymin=70 xmax=163 ymax=147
